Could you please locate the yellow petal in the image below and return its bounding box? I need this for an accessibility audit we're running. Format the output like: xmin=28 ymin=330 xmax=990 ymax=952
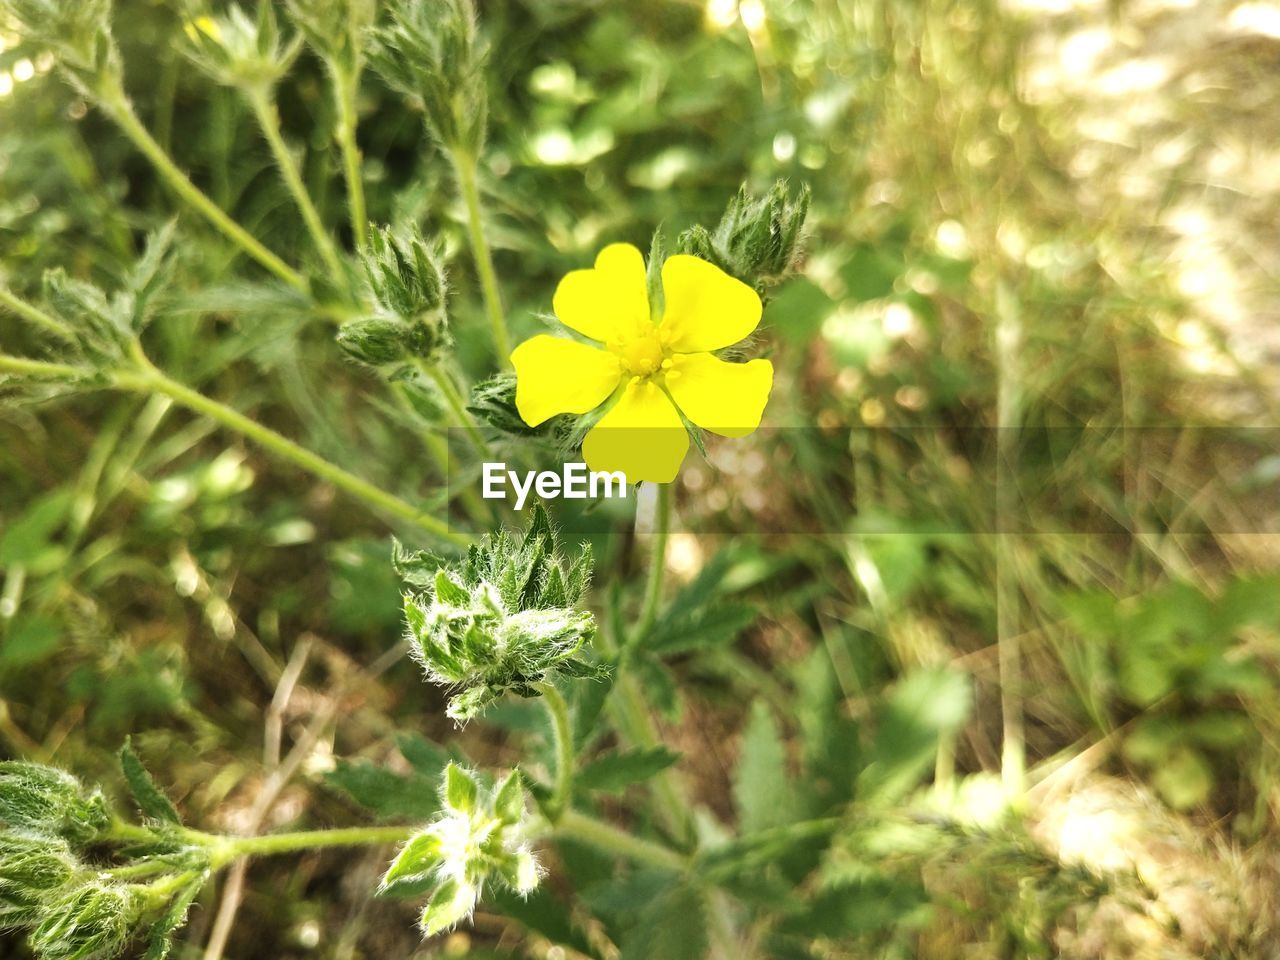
xmin=659 ymin=255 xmax=762 ymax=353
xmin=666 ymin=353 xmax=773 ymax=437
xmin=552 ymin=243 xmax=650 ymax=343
xmin=511 ymin=335 xmax=621 ymax=427
xmin=582 ymin=380 xmax=689 ymax=484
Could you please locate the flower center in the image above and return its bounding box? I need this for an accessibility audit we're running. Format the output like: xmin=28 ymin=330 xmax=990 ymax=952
xmin=612 ymin=329 xmax=669 ymax=378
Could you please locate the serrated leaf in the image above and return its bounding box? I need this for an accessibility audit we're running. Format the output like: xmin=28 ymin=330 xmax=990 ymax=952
xmin=578 ymin=747 xmax=680 ymax=794
xmin=619 ymin=883 xmax=708 ymax=960
xmin=324 ymin=761 xmax=439 ymax=821
xmin=119 ymin=739 xmax=181 ymax=825
xmin=649 ymin=604 xmax=757 ymax=656
xmin=143 ymin=877 xmax=204 ymax=960
xmin=733 ymin=702 xmax=795 ymax=833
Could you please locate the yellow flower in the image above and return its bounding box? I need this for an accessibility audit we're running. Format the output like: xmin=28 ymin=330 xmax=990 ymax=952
xmin=511 ymin=243 xmax=773 ymax=483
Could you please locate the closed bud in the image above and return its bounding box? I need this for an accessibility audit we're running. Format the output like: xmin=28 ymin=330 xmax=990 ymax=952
xmin=29 ymin=881 xmax=138 ymax=960
xmin=0 ymin=763 xmax=111 ymax=847
xmin=368 ymin=0 xmax=489 ymax=153
xmin=676 ymin=180 xmax=811 ymax=293
xmin=181 ymin=4 xmax=302 ymax=92
xmin=0 ymin=832 xmax=77 ymax=930
xmin=0 ymin=0 xmax=119 ymax=92
xmin=401 ymin=506 xmax=602 ymax=721
xmin=336 ymin=316 xmax=447 ymax=368
xmin=363 ymin=225 xmax=447 ymax=319
xmin=285 ymin=0 xmax=375 ymax=72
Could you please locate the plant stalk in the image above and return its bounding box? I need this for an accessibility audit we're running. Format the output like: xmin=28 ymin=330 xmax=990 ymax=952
xmin=331 ymin=64 xmax=369 ymax=252
xmin=96 ymin=81 xmax=306 ymax=292
xmin=554 ymin=809 xmax=686 ymax=872
xmin=630 ymin=482 xmax=672 ymax=649
xmin=247 ymin=89 xmax=345 ymax=277
xmin=449 ymin=150 xmax=511 ymax=364
xmin=536 ymin=682 xmax=574 ymax=821
xmin=0 ymin=288 xmax=74 ymax=341
xmin=113 ymin=357 xmax=469 ymax=546
xmin=421 ymin=360 xmax=490 ymax=458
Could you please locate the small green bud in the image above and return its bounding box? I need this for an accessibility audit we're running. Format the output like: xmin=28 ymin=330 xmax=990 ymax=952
xmin=0 ymin=0 xmax=119 ymax=92
xmin=0 ymin=763 xmax=111 ymax=846
xmin=363 ymin=225 xmax=447 ymax=320
xmin=29 ymin=881 xmax=138 ymax=960
xmin=335 ymin=315 xmax=447 ymax=368
xmin=382 ymin=765 xmax=538 ymax=939
xmin=285 ymin=0 xmax=375 ymax=72
xmin=368 ymin=0 xmax=489 ymax=153
xmin=0 ymin=832 xmax=77 ymax=930
xmin=676 ymin=180 xmax=811 ymax=293
xmin=466 ymin=374 xmax=581 ymax=451
xmin=181 ymin=4 xmax=302 ymax=92
xmin=400 ymin=506 xmax=602 ymax=721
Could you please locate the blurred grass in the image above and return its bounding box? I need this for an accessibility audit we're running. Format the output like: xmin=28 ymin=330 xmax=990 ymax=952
xmin=1 ymin=0 xmax=1279 ymax=957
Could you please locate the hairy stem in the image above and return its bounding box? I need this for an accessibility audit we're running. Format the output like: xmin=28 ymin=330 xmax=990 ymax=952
xmin=219 ymin=825 xmax=413 ymax=863
xmin=536 ymin=682 xmax=574 ymax=821
xmin=630 ymin=482 xmax=672 ymax=648
xmin=554 ymin=809 xmax=686 ymax=872
xmin=247 ymin=89 xmax=345 ymax=277
xmin=0 ymin=353 xmax=86 ymax=379
xmin=421 ymin=360 xmax=490 ymax=458
xmin=96 ymin=80 xmax=305 ymax=292
xmin=449 ymin=151 xmax=511 ymax=365
xmin=113 ymin=355 xmax=468 ymax=546
xmin=0 ymin=287 xmax=74 ymax=342
xmin=331 ymin=64 xmax=369 ymax=252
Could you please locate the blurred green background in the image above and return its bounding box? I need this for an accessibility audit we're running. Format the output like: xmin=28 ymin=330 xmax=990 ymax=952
xmin=2 ymin=0 xmax=1280 ymax=957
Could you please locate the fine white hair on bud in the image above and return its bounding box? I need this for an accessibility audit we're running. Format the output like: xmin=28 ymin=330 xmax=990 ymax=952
xmin=395 ymin=504 xmax=606 ymax=722
xmin=382 ymin=764 xmax=540 ymax=939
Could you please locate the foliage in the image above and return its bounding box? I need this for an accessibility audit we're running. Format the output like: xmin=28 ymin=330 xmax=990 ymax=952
xmin=1 ymin=0 xmax=1278 ymax=957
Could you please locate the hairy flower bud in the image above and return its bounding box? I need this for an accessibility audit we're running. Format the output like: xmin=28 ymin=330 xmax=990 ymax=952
xmin=0 ymin=832 xmax=77 ymax=930
xmin=28 ymin=881 xmax=138 ymax=960
xmin=0 ymin=763 xmax=111 ymax=847
xmin=397 ymin=506 xmax=602 ymax=721
xmin=0 ymin=0 xmax=118 ymax=92
xmin=368 ymin=0 xmax=489 ymax=153
xmin=677 ymin=180 xmax=811 ymax=293
xmin=381 ymin=764 xmax=539 ymax=937
xmin=181 ymin=4 xmax=302 ymax=92
xmin=285 ymin=0 xmax=375 ymax=72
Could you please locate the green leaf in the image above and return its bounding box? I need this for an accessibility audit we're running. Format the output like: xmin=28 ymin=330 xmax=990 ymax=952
xmin=733 ymin=702 xmax=796 ymax=834
xmin=324 ymin=761 xmax=439 ymax=821
xmin=381 ymin=830 xmax=443 ymax=892
xmin=0 ymin=616 xmax=63 ymax=669
xmin=1152 ymin=747 xmax=1214 ymax=811
xmin=443 ymin=762 xmax=479 ymax=814
xmin=119 ymin=739 xmax=181 ymax=825
xmin=143 ymin=878 xmax=204 ymax=960
xmin=0 ymin=489 xmax=72 ymax=566
xmin=578 ymin=747 xmax=680 ymax=794
xmin=649 ymin=603 xmax=757 ymax=656
xmin=619 ymin=883 xmax=708 ymax=960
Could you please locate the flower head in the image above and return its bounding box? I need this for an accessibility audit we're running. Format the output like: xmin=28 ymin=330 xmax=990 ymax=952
xmin=511 ymin=245 xmax=773 ymax=483
xmin=381 ymin=764 xmax=539 ymax=937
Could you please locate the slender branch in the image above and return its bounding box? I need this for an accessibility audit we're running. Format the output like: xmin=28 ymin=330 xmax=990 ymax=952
xmin=0 ymin=353 xmax=87 ymax=379
xmin=221 ymin=825 xmax=413 ymax=861
xmin=331 ymin=64 xmax=369 ymax=252
xmin=0 ymin=288 xmax=74 ymax=341
xmin=95 ymin=80 xmax=306 ymax=291
xmin=421 ymin=361 xmax=490 ymax=458
xmin=535 ymin=683 xmax=574 ymax=821
xmin=247 ymin=89 xmax=345 ymax=277
xmin=554 ymin=809 xmax=686 ymax=873
xmin=449 ymin=151 xmax=511 ymax=364
xmin=112 ymin=358 xmax=469 ymax=546
xmin=630 ymin=482 xmax=672 ymax=649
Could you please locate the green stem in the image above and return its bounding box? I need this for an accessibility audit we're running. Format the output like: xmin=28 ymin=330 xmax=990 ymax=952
xmin=220 ymin=825 xmax=413 ymax=862
xmin=0 ymin=353 xmax=86 ymax=379
xmin=332 ymin=64 xmax=368 ymax=252
xmin=248 ymin=89 xmax=345 ymax=278
xmin=555 ymin=809 xmax=686 ymax=873
xmin=422 ymin=361 xmax=490 ymax=458
xmin=536 ymin=683 xmax=574 ymax=821
xmin=113 ymin=357 xmax=468 ymax=546
xmin=96 ymin=80 xmax=306 ymax=292
xmin=630 ymin=482 xmax=672 ymax=649
xmin=0 ymin=288 xmax=74 ymax=341
xmin=449 ymin=150 xmax=511 ymax=364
